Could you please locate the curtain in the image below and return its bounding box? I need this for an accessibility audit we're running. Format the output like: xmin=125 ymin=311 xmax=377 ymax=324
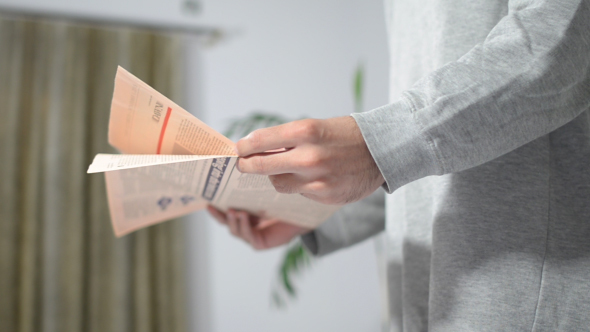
xmin=0 ymin=16 xmax=187 ymax=332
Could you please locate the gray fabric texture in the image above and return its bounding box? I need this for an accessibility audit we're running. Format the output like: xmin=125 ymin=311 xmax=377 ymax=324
xmin=301 ymin=190 xmax=385 ymax=256
xmin=302 ymin=0 xmax=590 ymax=331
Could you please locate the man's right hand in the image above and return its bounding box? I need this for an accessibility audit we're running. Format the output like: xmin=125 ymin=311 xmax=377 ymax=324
xmin=207 ymin=205 xmax=311 ymax=250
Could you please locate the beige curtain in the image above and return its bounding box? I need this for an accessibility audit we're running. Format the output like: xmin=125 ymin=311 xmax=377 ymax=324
xmin=0 ymin=16 xmax=187 ymax=332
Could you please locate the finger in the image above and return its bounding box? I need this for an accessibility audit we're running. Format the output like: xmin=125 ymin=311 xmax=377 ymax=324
xmin=237 ymin=144 xmax=324 ymax=176
xmin=207 ymin=205 xmax=228 ymax=225
xmin=268 ymin=173 xmax=327 ymax=195
xmin=236 ymin=149 xmax=298 ymax=175
xmin=236 ymin=211 xmax=255 ymax=245
xmin=236 ymin=119 xmax=321 ymax=157
xmin=256 ymin=223 xmax=310 ymax=249
xmin=257 ymin=219 xmax=281 ymax=229
xmin=227 ymin=210 xmax=239 ymax=236
xmin=269 ymin=175 xmax=345 ymax=205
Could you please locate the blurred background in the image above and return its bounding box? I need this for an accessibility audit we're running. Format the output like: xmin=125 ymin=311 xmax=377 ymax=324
xmin=0 ymin=0 xmax=390 ymax=331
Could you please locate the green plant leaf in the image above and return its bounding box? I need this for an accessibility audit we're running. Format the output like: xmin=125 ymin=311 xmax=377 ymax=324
xmin=281 ymin=266 xmax=295 ymax=296
xmin=270 ymin=241 xmax=315 ymax=308
xmin=223 ymin=112 xmax=291 ymax=139
xmin=354 ymin=63 xmax=364 ymax=113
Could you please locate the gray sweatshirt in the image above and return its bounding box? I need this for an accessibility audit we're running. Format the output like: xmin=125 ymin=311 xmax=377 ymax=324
xmin=302 ymin=0 xmax=590 ymax=331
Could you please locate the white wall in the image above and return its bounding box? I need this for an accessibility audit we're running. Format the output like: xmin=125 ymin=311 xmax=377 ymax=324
xmin=186 ymin=1 xmax=390 ymax=332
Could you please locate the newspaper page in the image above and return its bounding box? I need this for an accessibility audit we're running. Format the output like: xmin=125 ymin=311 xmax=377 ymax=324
xmin=88 ymin=67 xmax=339 ymax=237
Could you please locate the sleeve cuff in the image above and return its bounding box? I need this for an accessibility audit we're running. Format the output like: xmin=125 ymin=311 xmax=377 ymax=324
xmin=300 ymin=231 xmax=318 ymax=255
xmin=351 ymin=95 xmax=443 ymax=194
xmin=299 ymin=211 xmax=348 ymax=257
xmin=300 ymin=189 xmax=386 ymax=256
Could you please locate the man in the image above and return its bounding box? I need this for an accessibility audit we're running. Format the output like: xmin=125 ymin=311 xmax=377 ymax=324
xmin=208 ymin=0 xmax=590 ymax=330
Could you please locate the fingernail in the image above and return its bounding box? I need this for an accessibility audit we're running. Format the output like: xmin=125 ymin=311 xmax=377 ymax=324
xmin=233 ymin=145 xmax=239 ymax=155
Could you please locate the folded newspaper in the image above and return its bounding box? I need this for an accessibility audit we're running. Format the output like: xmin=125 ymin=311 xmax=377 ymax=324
xmin=87 ymin=66 xmax=339 ymax=237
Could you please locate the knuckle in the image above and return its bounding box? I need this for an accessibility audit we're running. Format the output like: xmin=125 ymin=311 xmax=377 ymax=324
xmin=299 ymin=149 xmax=323 ymax=168
xmin=308 ymin=180 xmax=328 ymax=193
xmin=254 ymin=156 xmax=266 ymax=174
xmin=247 ymin=130 xmax=263 ymax=151
xmin=295 ymin=119 xmax=321 ymax=142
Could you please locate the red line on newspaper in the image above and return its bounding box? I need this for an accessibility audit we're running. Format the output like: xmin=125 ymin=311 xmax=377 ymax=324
xmin=156 ymin=107 xmax=172 ymax=154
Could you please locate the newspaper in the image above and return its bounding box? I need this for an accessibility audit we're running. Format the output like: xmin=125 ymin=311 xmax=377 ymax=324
xmin=87 ymin=66 xmax=339 ymax=237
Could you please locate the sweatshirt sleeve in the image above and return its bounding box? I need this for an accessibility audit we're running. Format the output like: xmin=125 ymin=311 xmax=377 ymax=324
xmin=353 ymin=0 xmax=590 ymax=193
xmin=301 ymin=189 xmax=385 ymax=256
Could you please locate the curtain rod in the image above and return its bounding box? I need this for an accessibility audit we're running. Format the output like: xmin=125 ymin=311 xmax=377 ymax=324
xmin=0 ymin=5 xmax=224 ymax=39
